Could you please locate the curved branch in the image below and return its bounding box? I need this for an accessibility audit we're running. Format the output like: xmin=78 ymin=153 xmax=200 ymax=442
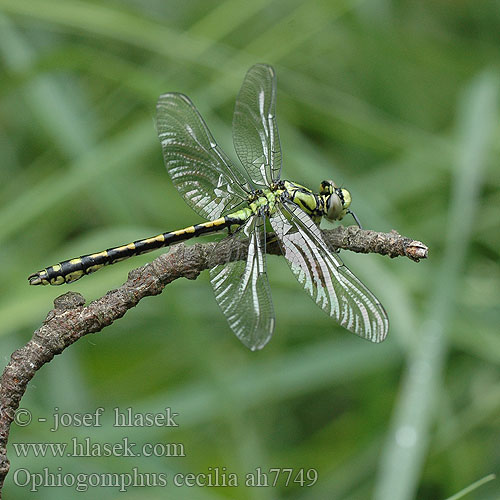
xmin=0 ymin=226 xmax=427 ymax=493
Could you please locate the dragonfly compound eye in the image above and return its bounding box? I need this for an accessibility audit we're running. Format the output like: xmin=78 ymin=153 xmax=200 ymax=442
xmin=326 ymin=192 xmax=343 ymax=220
xmin=340 ymin=188 xmax=352 ymax=211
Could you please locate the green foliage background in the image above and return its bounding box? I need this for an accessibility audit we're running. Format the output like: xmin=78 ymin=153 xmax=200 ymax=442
xmin=0 ymin=1 xmax=499 ymax=498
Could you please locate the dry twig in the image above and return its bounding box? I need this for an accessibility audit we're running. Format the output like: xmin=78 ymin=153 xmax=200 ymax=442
xmin=0 ymin=226 xmax=427 ymax=494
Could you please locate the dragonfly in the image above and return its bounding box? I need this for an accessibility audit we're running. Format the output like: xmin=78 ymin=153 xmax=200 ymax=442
xmin=28 ymin=63 xmax=388 ymax=350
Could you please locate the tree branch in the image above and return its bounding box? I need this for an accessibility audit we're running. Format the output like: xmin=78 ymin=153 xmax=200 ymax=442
xmin=0 ymin=226 xmax=427 ymax=494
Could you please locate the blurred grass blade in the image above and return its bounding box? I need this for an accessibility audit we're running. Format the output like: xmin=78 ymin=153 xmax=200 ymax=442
xmin=373 ymin=69 xmax=499 ymax=500
xmin=0 ymin=119 xmax=154 ymax=243
xmin=0 ymin=13 xmax=96 ymax=158
xmin=0 ymin=0 xmax=230 ymax=70
xmin=444 ymin=473 xmax=496 ymax=500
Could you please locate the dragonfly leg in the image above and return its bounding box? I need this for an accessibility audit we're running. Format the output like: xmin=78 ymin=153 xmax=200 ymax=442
xmin=347 ymin=209 xmax=363 ymax=229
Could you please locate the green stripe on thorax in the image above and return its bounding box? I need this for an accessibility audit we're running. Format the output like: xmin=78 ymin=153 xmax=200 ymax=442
xmin=282 ymin=180 xmax=325 ymax=222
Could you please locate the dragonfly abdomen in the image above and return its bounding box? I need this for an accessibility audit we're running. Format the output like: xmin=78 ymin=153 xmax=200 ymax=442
xmin=28 ymin=216 xmax=242 ymax=286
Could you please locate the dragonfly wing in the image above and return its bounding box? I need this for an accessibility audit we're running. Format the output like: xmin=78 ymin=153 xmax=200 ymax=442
xmin=210 ymin=215 xmax=275 ymax=350
xmin=270 ymin=202 xmax=389 ymax=342
xmin=233 ymin=63 xmax=282 ymax=186
xmin=157 ymin=93 xmax=250 ymax=220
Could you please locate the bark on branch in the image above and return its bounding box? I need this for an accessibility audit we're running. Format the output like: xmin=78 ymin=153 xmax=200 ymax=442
xmin=0 ymin=226 xmax=427 ymax=495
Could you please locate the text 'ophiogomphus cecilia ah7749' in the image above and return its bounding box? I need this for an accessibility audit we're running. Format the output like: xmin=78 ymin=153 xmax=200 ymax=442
xmin=29 ymin=64 xmax=389 ymax=350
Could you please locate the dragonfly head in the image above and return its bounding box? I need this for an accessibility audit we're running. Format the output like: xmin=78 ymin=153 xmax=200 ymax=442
xmin=320 ymin=180 xmax=352 ymax=221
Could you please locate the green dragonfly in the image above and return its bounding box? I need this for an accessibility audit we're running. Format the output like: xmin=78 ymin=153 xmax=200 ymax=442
xmin=29 ymin=64 xmax=388 ymax=350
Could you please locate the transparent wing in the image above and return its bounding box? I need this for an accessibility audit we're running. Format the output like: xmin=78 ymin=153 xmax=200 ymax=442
xmin=270 ymin=202 xmax=389 ymax=342
xmin=233 ymin=63 xmax=282 ymax=186
xmin=157 ymin=93 xmax=250 ymax=220
xmin=210 ymin=215 xmax=275 ymax=350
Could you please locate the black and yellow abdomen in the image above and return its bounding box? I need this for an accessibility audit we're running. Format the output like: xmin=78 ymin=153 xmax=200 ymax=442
xmin=28 ymin=183 xmax=322 ymax=286
xmin=28 ymin=216 xmax=242 ymax=286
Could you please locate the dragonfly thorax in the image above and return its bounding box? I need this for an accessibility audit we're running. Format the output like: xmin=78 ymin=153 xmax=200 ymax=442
xmin=277 ymin=179 xmax=352 ymax=223
xmin=247 ymin=188 xmax=280 ymax=216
